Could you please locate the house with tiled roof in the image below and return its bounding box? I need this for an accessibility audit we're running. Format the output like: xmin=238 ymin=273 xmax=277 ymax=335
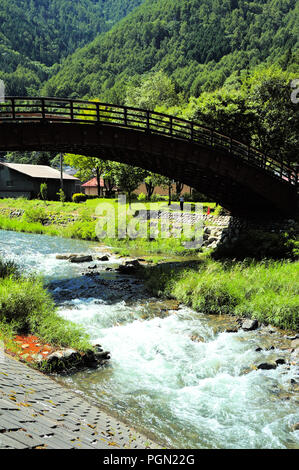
xmin=0 ymin=162 xmax=81 ymax=200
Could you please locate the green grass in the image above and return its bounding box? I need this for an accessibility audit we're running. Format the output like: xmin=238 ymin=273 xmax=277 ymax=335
xmin=145 ymin=258 xmax=299 ymax=331
xmin=0 ymin=197 xmax=206 ymax=255
xmin=0 ymin=258 xmax=92 ymax=352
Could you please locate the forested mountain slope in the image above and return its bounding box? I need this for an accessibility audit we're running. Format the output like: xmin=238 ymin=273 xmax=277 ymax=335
xmin=43 ymin=0 xmax=299 ymax=101
xmin=0 ymin=0 xmax=144 ymax=95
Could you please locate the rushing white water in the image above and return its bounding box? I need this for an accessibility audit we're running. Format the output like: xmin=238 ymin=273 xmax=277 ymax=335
xmin=1 ymin=229 xmax=298 ymax=449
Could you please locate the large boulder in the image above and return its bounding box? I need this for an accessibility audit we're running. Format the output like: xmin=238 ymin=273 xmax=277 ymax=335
xmin=117 ymin=259 xmax=142 ymax=274
xmin=257 ymin=362 xmax=277 ymax=370
xmin=242 ymin=319 xmax=259 ymax=331
xmin=97 ymin=255 xmax=110 ymax=261
xmin=69 ymin=255 xmax=93 ymax=263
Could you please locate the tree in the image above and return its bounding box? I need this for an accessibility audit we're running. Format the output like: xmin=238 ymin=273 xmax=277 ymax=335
xmin=144 ymin=172 xmax=168 ymax=200
xmin=64 ymin=154 xmax=109 ymax=195
xmin=243 ymin=67 xmax=299 ymax=164
xmin=125 ymin=71 xmax=179 ymax=110
xmin=112 ymin=163 xmax=146 ymax=206
xmin=175 ymin=181 xmax=184 ymax=198
xmin=159 ymin=176 xmax=174 ymax=206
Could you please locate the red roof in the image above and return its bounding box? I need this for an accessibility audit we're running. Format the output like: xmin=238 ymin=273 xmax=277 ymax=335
xmin=82 ymin=177 xmax=105 ymax=187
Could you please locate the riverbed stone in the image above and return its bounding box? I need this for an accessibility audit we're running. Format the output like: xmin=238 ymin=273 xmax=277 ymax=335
xmin=257 ymin=362 xmax=277 ymax=370
xmin=117 ymin=261 xmax=141 ymax=274
xmin=42 ymin=346 xmax=110 ymax=374
xmin=69 ymin=255 xmax=93 ymax=263
xmin=56 ymin=254 xmax=72 ymax=260
xmin=97 ymin=255 xmax=109 ymax=261
xmin=242 ymin=319 xmax=259 ymax=331
xmin=275 ymin=358 xmax=286 ymax=366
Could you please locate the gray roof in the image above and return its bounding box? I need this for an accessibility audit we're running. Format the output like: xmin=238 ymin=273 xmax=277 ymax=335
xmin=0 ymin=163 xmax=79 ymax=180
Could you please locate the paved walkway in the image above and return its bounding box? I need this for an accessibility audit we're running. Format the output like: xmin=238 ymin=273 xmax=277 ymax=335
xmin=0 ymin=351 xmax=159 ymax=449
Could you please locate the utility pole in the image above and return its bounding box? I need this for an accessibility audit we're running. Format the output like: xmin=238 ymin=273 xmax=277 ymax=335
xmin=60 ymin=153 xmax=64 ymax=191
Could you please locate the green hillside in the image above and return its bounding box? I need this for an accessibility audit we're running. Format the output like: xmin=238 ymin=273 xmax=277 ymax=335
xmin=43 ymin=0 xmax=299 ymax=101
xmin=0 ymin=0 xmax=144 ymax=95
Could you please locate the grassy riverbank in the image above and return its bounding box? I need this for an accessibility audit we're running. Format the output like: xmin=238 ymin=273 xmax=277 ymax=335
xmin=0 ymin=197 xmax=210 ymax=256
xmin=0 ymin=197 xmax=298 ymax=332
xmin=0 ymin=258 xmax=92 ymax=354
xmin=145 ymin=258 xmax=299 ymax=331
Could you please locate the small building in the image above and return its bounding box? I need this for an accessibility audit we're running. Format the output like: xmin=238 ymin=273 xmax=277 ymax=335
xmin=82 ymin=177 xmax=106 ymax=197
xmin=0 ymin=162 xmax=81 ymax=200
xmin=82 ymin=177 xmax=192 ymax=199
xmin=82 ymin=177 xmax=117 ymax=197
xmin=134 ymin=182 xmax=192 ymax=198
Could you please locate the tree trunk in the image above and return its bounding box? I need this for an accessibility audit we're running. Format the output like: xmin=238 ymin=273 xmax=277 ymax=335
xmin=96 ymin=167 xmax=101 ymax=197
xmin=104 ymin=178 xmax=114 ymax=198
xmin=168 ymin=184 xmax=172 ymax=206
xmin=145 ymin=182 xmax=154 ymax=200
xmin=176 ymin=181 xmax=184 ymax=197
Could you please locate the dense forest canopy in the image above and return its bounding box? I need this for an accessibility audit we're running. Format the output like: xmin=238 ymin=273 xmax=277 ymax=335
xmin=0 ymin=0 xmax=298 ymax=166
xmin=42 ymin=0 xmax=299 ymax=101
xmin=0 ymin=0 xmax=144 ymax=95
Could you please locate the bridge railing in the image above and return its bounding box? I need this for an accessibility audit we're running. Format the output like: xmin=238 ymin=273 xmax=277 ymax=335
xmin=0 ymin=97 xmax=297 ymax=187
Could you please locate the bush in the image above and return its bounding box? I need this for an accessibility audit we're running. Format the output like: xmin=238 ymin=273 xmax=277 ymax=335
xmin=137 ymin=192 xmax=147 ymax=202
xmin=0 ymin=258 xmax=19 ymax=278
xmin=40 ymin=183 xmax=47 ymax=202
xmin=214 ymin=229 xmax=299 ymax=260
xmin=72 ymin=193 xmax=87 ymax=203
xmin=191 ymin=190 xmax=211 ymax=202
xmin=23 ymin=206 xmax=47 ymax=224
xmin=182 ymin=192 xmax=193 ymax=202
xmin=0 ymin=275 xmax=91 ymax=350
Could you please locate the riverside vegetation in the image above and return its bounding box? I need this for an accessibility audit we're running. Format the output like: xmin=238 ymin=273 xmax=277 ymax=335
xmin=0 ymin=256 xmax=92 ymax=359
xmin=0 ymin=197 xmax=298 ymax=335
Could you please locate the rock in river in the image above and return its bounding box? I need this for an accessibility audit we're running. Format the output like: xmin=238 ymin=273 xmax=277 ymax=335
xmin=69 ymin=255 xmax=93 ymax=263
xmin=257 ymin=362 xmax=277 ymax=370
xmin=242 ymin=319 xmax=259 ymax=331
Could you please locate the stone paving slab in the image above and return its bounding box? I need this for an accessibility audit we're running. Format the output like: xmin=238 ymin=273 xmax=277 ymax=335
xmin=0 ymin=351 xmax=160 ymax=449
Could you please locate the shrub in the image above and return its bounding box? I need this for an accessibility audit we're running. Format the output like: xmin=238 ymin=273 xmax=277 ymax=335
xmin=57 ymin=188 xmax=66 ymax=204
xmin=191 ymin=190 xmax=210 ymax=202
xmin=214 ymin=229 xmax=299 ymax=260
xmin=40 ymin=183 xmax=47 ymax=202
xmin=0 ymin=275 xmax=91 ymax=350
xmin=182 ymin=192 xmax=193 ymax=202
xmin=137 ymin=192 xmax=147 ymax=202
xmin=213 ymin=205 xmax=225 ymax=216
xmin=0 ymin=258 xmax=19 ymax=278
xmin=23 ymin=206 xmax=47 ymax=224
xmin=72 ymin=193 xmax=87 ymax=203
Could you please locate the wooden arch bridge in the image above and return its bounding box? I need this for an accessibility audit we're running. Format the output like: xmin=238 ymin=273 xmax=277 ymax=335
xmin=0 ymin=97 xmax=297 ymax=216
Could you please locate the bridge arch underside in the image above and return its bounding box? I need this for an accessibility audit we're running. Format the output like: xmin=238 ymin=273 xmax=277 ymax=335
xmin=0 ymin=122 xmax=296 ymax=217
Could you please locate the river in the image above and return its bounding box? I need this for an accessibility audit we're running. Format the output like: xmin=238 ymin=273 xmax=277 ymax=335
xmin=0 ymin=229 xmax=298 ymax=449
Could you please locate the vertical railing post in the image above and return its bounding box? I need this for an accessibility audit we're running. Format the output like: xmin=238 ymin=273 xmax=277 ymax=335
xmin=96 ymin=102 xmax=100 ymax=123
xmin=124 ymin=107 xmax=128 ymax=127
xmin=146 ymin=111 xmax=150 ymax=133
xmin=169 ymin=116 xmax=173 ymax=135
xmin=41 ymin=98 xmax=45 ymax=120
xmin=190 ymin=122 xmax=194 ymax=141
xmin=11 ymin=98 xmax=15 ymax=120
xmin=70 ymin=100 xmax=74 ymax=121
xmin=210 ymin=130 xmax=214 ymax=146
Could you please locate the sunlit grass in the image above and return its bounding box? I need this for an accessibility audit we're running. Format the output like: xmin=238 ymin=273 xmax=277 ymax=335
xmin=0 ymin=258 xmax=91 ymax=351
xmin=145 ymin=258 xmax=299 ymax=331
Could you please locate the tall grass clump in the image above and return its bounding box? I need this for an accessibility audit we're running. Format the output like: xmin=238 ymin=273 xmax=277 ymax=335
xmin=0 ymin=258 xmax=91 ymax=351
xmin=145 ymin=259 xmax=299 ymax=331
